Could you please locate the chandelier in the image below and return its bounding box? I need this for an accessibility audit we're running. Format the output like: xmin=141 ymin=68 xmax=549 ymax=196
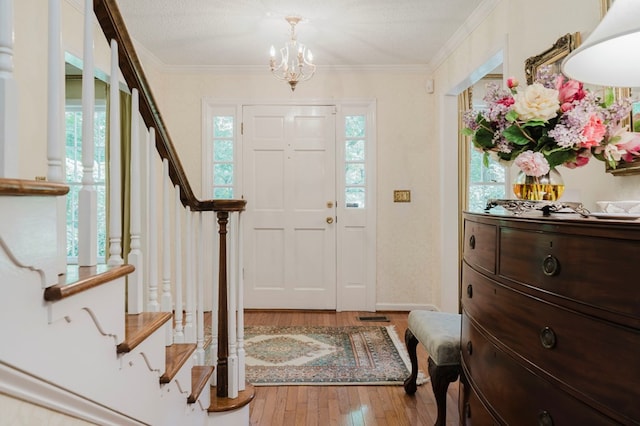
xmin=269 ymin=16 xmax=316 ymax=91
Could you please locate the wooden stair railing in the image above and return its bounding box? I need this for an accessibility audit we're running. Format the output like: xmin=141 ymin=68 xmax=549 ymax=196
xmin=92 ymin=0 xmax=245 ymax=213
xmin=92 ymin=0 xmax=249 ymax=408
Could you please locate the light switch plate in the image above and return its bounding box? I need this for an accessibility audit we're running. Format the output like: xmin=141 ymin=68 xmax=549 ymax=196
xmin=394 ymin=190 xmax=411 ymax=202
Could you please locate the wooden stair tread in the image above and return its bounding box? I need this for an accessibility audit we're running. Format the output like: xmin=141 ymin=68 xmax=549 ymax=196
xmin=0 ymin=178 xmax=69 ymax=196
xmin=188 ymin=366 xmax=215 ymax=404
xmin=117 ymin=312 xmax=173 ymax=353
xmin=44 ymin=264 xmax=135 ymax=301
xmin=208 ymin=383 xmax=255 ymax=413
xmin=160 ymin=343 xmax=197 ymax=384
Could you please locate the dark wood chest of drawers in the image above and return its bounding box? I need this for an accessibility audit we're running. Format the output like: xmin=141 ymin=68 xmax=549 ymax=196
xmin=460 ymin=212 xmax=640 ymax=425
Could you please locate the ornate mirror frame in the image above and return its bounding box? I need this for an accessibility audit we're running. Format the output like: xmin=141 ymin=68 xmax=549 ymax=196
xmin=525 ymin=25 xmax=640 ymax=175
xmin=600 ymin=0 xmax=640 ymax=175
xmin=524 ymin=33 xmax=580 ymax=85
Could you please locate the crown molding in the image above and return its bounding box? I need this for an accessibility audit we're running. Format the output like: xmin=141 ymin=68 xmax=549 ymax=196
xmin=428 ymin=0 xmax=502 ymax=72
xmin=161 ymin=63 xmax=430 ymax=75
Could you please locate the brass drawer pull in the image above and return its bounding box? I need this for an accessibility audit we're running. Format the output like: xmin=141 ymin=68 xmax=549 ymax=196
xmin=542 ymin=255 xmax=560 ymax=276
xmin=538 ymin=410 xmax=554 ymax=426
xmin=540 ymin=327 xmax=557 ymax=349
xmin=469 ymin=234 xmax=476 ymax=249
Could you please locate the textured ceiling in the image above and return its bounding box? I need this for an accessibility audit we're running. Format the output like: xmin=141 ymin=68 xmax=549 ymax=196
xmin=114 ymin=0 xmax=488 ymax=70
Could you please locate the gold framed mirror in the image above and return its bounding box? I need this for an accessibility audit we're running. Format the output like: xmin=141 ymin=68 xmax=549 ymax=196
xmin=600 ymin=0 xmax=640 ymax=175
xmin=524 ymin=33 xmax=580 ymax=85
xmin=525 ymin=26 xmax=640 ymax=175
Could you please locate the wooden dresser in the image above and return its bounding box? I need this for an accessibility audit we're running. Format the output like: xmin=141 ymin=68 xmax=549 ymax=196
xmin=460 ymin=212 xmax=640 ymax=425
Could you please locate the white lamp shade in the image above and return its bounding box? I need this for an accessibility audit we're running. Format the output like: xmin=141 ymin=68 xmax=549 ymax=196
xmin=562 ymin=0 xmax=640 ymax=87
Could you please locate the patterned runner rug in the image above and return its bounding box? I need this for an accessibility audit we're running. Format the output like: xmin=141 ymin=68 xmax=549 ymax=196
xmin=243 ymin=325 xmax=419 ymax=386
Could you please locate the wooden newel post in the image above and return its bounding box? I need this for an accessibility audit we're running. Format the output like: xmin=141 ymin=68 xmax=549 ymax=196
xmin=216 ymin=211 xmax=229 ymax=397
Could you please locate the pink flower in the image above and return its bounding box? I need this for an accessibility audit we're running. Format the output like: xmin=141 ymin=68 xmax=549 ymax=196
xmin=617 ymin=131 xmax=640 ymax=162
xmin=507 ymin=77 xmax=519 ymax=89
xmin=580 ymin=114 xmax=606 ymax=148
xmin=556 ymin=76 xmax=585 ymax=111
xmin=564 ymin=151 xmax=591 ymax=169
xmin=514 ymin=151 xmax=550 ymax=177
xmin=497 ymin=96 xmax=515 ymax=107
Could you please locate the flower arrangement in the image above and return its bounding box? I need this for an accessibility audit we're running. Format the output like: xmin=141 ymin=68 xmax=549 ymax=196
xmin=462 ymin=66 xmax=640 ymax=177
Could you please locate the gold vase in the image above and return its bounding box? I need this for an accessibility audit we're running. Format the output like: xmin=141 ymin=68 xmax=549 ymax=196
xmin=512 ymin=168 xmax=564 ymax=201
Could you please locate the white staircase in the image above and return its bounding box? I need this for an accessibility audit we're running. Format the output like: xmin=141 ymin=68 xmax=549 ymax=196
xmin=0 ymin=0 xmax=254 ymax=423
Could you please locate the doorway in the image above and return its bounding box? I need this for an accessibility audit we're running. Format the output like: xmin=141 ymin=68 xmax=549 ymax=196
xmin=242 ymin=105 xmax=337 ymax=309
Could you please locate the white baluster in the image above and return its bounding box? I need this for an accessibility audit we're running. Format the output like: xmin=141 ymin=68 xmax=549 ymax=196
xmin=0 ymin=0 xmax=18 ymax=178
xmin=147 ymin=128 xmax=159 ymax=311
xmin=47 ymin=0 xmax=65 ymax=275
xmin=237 ymin=211 xmax=245 ymax=390
xmin=78 ymin=0 xmax=97 ymax=267
xmin=184 ymin=206 xmax=195 ymax=342
xmin=227 ymin=212 xmax=238 ymax=398
xmin=195 ymin=211 xmax=205 ymax=364
xmin=173 ymin=185 xmax=184 ymax=343
xmin=161 ymin=159 xmax=172 ymax=311
xmin=127 ymin=89 xmax=143 ymax=314
xmin=107 ymin=39 xmax=123 ymax=266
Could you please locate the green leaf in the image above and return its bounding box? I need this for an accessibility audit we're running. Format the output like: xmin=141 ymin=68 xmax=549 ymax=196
xmin=544 ymin=149 xmax=575 ymax=169
xmin=461 ymin=128 xmax=474 ymax=136
xmin=603 ymin=87 xmax=615 ymax=107
xmin=473 ymin=127 xmax=495 ymax=149
xmin=503 ymin=125 xmax=532 ymax=146
xmin=521 ymin=120 xmax=546 ymax=128
xmin=505 ymin=110 xmax=519 ymax=122
xmin=483 ymin=152 xmax=490 ymax=168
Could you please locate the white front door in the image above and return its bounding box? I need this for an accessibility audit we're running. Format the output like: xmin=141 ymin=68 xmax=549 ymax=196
xmin=242 ymin=105 xmax=337 ymax=309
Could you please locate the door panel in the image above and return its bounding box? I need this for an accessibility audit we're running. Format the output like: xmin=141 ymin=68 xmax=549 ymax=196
xmin=243 ymin=105 xmax=336 ymax=309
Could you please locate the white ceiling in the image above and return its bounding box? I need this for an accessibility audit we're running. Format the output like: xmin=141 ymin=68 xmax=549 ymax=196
xmin=113 ymin=0 xmax=490 ymax=72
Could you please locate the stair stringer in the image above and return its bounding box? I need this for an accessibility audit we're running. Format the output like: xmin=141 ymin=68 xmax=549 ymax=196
xmin=157 ymin=359 xmax=210 ymax=426
xmin=0 ymin=245 xmax=212 ymax=426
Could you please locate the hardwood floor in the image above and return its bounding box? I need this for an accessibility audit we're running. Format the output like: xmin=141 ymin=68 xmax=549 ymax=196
xmin=244 ymin=310 xmax=460 ymax=426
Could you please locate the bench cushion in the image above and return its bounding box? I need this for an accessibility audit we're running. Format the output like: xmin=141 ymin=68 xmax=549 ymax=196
xmin=408 ymin=310 xmax=461 ymax=366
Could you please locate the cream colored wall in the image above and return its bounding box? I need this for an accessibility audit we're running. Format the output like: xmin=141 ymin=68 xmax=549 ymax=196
xmin=141 ymin=69 xmax=439 ymax=310
xmin=14 ymin=0 xmax=114 ymax=180
xmin=433 ymin=0 xmax=640 ymax=311
xmin=0 ymin=394 xmax=95 ymax=426
xmin=13 ymin=0 xmax=640 ymax=312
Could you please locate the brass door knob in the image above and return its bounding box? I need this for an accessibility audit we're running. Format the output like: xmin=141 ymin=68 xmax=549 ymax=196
xmin=326 ymin=217 xmax=334 ymax=224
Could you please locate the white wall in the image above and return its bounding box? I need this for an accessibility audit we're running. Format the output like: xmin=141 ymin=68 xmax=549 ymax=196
xmin=141 ymin=68 xmax=439 ymax=311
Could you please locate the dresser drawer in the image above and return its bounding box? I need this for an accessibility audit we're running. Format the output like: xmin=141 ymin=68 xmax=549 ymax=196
xmin=463 ymin=219 xmax=497 ymax=274
xmin=461 ymin=313 xmax=616 ymax=425
xmin=498 ymin=227 xmax=640 ymax=319
xmin=460 ymin=377 xmax=498 ymax=426
xmin=462 ymin=263 xmax=640 ymax=423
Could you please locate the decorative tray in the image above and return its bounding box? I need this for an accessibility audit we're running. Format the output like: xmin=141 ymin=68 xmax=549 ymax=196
xmin=485 ymin=199 xmax=590 ymax=217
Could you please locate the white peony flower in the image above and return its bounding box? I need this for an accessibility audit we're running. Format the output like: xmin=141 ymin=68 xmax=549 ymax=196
xmin=513 ymin=83 xmax=559 ymax=122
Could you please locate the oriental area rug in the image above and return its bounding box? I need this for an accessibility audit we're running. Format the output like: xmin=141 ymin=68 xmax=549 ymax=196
xmin=243 ymin=325 xmax=424 ymax=386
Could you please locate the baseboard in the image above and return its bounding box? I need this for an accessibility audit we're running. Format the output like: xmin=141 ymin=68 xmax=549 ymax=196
xmin=374 ymin=303 xmax=439 ymax=312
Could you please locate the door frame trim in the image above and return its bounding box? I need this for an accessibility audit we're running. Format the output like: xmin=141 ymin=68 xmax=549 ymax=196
xmin=202 ymin=97 xmax=377 ymax=312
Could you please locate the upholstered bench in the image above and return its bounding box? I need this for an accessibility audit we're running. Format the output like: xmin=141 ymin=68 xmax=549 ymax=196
xmin=404 ymin=310 xmax=462 ymax=426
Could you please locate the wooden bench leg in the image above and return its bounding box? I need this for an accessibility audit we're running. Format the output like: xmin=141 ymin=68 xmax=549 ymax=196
xmin=403 ymin=328 xmax=419 ymax=394
xmin=428 ymin=357 xmax=460 ymax=426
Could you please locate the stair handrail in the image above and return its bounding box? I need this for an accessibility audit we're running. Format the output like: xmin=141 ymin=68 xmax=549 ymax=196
xmin=92 ymin=0 xmax=244 ymax=213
